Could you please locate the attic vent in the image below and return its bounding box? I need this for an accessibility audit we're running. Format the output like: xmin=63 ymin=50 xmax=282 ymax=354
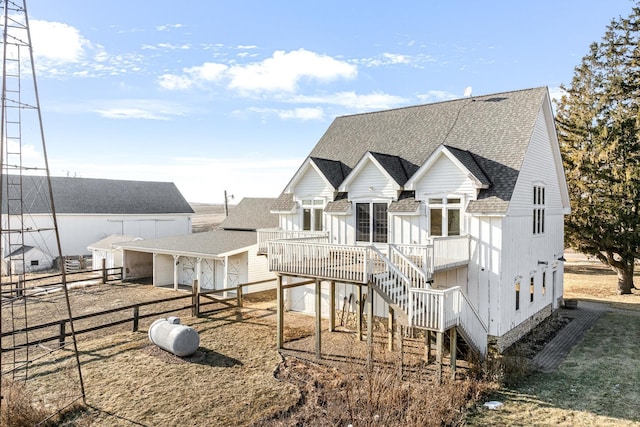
xmin=484 ymin=97 xmax=507 ymax=103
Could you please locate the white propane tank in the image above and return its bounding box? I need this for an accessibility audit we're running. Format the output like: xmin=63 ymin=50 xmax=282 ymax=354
xmin=148 ymin=317 xmax=200 ymax=357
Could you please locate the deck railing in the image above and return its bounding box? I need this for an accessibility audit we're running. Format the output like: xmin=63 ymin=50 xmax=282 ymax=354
xmin=432 ymin=235 xmax=470 ymax=270
xmin=410 ymin=286 xmax=488 ymax=355
xmin=267 ymin=241 xmax=369 ymax=283
xmin=257 ymin=229 xmax=329 ymax=254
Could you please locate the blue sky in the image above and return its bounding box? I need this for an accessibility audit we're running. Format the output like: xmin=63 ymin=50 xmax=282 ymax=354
xmin=16 ymin=0 xmax=636 ymax=203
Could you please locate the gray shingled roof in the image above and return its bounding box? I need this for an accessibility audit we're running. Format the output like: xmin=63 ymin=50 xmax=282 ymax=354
xmin=117 ymin=229 xmax=257 ymax=257
xmin=270 ymin=193 xmax=296 ymax=213
xmin=306 ymin=87 xmax=548 ymax=213
xmin=388 ymin=191 xmax=421 ymax=213
xmin=324 ymin=192 xmax=351 ymax=213
xmin=310 ymin=157 xmax=350 ymax=189
xmin=444 ymin=145 xmax=491 ymax=187
xmin=1 ymin=175 xmax=193 ymax=215
xmin=219 ymin=198 xmax=278 ymax=231
xmin=369 ymin=152 xmax=414 ymax=186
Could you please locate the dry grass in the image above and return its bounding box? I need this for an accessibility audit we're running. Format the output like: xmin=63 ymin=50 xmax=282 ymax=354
xmin=467 ymin=261 xmax=640 ymax=426
xmin=5 ymin=259 xmax=639 ymax=426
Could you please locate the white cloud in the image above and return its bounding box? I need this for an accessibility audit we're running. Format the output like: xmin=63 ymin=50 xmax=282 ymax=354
xmin=228 ymin=49 xmax=357 ymax=93
xmin=156 ymin=24 xmax=184 ymax=32
xmin=247 ymin=107 xmax=324 ymax=121
xmin=416 ymin=90 xmax=457 ymax=103
xmin=291 ymin=91 xmax=408 ymax=111
xmin=158 ymin=73 xmax=194 ymax=90
xmin=91 ymin=99 xmax=187 ymax=120
xmin=186 ymin=62 xmax=228 ymax=81
xmin=30 ymin=19 xmax=89 ymax=62
xmin=158 ymin=49 xmax=357 ymax=95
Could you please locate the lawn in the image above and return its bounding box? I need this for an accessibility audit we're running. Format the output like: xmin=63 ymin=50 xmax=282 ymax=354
xmin=467 ymin=263 xmax=640 ymax=426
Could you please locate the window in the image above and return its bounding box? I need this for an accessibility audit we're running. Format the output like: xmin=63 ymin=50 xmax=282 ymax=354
xmin=542 ymin=272 xmax=547 ymax=296
xmin=356 ymin=202 xmax=388 ymax=243
xmin=30 ymin=260 xmax=39 ymax=266
xmin=530 ymin=277 xmax=535 ymax=303
xmin=533 ymin=186 xmax=545 ymax=235
xmin=429 ymin=197 xmax=462 ymax=236
xmin=515 ymin=281 xmax=520 ymax=310
xmin=302 ymin=199 xmax=324 ymax=231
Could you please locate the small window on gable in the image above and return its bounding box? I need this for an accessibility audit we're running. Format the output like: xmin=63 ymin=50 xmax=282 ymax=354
xmin=533 ymin=185 xmax=545 ymax=235
xmin=302 ymin=199 xmax=324 ymax=231
xmin=530 ymin=277 xmax=535 ymax=303
xmin=515 ymin=281 xmax=520 ymax=311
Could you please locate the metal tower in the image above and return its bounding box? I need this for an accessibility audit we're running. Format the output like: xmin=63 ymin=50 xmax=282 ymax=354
xmin=0 ymin=0 xmax=85 ymax=421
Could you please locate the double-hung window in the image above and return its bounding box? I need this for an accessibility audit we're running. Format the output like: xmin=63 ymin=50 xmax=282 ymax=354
xmin=533 ymin=185 xmax=545 ymax=235
xmin=428 ymin=197 xmax=462 ymax=237
xmin=302 ymin=199 xmax=324 ymax=231
xmin=356 ymin=202 xmax=388 ymax=243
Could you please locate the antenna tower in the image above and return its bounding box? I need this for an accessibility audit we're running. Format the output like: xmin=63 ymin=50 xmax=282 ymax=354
xmin=0 ymin=0 xmax=85 ymax=421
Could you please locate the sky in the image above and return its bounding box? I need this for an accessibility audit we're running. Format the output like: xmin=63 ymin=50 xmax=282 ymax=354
xmin=7 ymin=0 xmax=637 ymax=203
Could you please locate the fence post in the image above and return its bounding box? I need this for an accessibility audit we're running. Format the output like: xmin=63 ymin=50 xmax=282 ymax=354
xmin=102 ymin=258 xmax=107 ymax=284
xmin=192 ymin=280 xmax=199 ymax=317
xmin=237 ymin=283 xmax=243 ymax=308
xmin=59 ymin=321 xmax=66 ymax=347
xmin=132 ymin=306 xmax=139 ymax=332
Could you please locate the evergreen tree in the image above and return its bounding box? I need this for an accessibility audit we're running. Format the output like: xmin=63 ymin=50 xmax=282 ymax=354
xmin=556 ymin=6 xmax=640 ymax=294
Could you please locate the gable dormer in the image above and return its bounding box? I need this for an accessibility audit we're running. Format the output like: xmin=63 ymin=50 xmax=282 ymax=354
xmin=284 ymin=157 xmax=342 ymax=200
xmin=405 ymin=145 xmax=490 ymax=200
xmin=339 ymin=152 xmax=409 ymax=200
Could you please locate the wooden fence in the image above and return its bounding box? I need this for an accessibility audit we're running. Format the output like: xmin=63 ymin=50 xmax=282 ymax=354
xmin=0 ymin=266 xmax=123 ymax=299
xmin=0 ymin=278 xmax=276 ymax=352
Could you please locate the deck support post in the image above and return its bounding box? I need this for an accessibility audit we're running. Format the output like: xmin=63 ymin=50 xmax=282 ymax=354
xmin=329 ymin=281 xmax=336 ymax=332
xmin=425 ymin=330 xmax=432 ymax=363
xmin=357 ymin=286 xmax=363 ymax=341
xmin=388 ymin=306 xmax=394 ymax=351
xmin=366 ymin=282 xmax=374 ymax=371
xmin=397 ymin=325 xmax=404 ymax=379
xmin=450 ymin=328 xmax=457 ymax=380
xmin=315 ymin=279 xmax=322 ymax=360
xmin=276 ymin=275 xmax=284 ymax=350
xmin=436 ymin=331 xmax=444 ymax=384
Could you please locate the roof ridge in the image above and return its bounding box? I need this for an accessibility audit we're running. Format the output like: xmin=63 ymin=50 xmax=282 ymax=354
xmin=334 ymin=86 xmax=548 ymax=120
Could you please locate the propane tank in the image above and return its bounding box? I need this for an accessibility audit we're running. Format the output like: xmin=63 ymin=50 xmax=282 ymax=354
xmin=148 ymin=316 xmax=199 ymax=357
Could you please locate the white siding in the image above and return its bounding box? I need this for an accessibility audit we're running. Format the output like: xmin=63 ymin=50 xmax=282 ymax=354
xmin=414 ymin=154 xmax=477 ymax=198
xmin=327 ymin=214 xmax=352 ymax=245
xmin=391 ymin=214 xmax=423 ymax=245
xmin=288 ymin=282 xmax=392 ymax=319
xmin=295 ymin=167 xmax=334 ymax=200
xmin=3 ymin=213 xmax=191 ymax=257
xmin=347 ymin=161 xmax=397 ymax=200
xmin=498 ymin=107 xmax=566 ymax=336
xmin=468 ymin=216 xmax=502 ymax=334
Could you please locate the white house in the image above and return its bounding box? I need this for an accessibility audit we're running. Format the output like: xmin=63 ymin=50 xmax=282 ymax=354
xmin=119 ymin=198 xmax=278 ymax=294
xmin=1 ymin=175 xmax=193 ymax=260
xmin=258 ymin=87 xmax=571 ymax=354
